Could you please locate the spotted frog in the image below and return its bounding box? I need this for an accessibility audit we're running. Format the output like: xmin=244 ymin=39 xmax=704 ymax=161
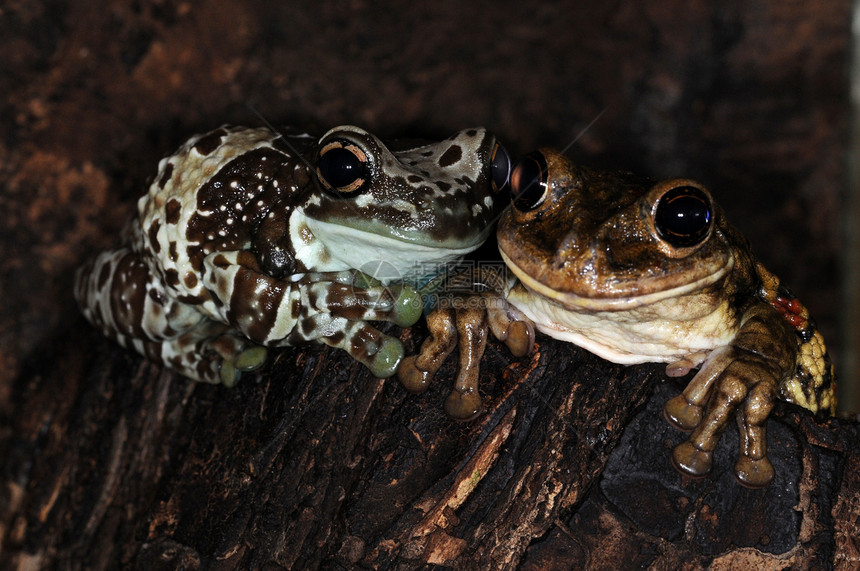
xmin=75 ymin=124 xmax=510 ymax=385
xmin=400 ymin=148 xmax=836 ymax=488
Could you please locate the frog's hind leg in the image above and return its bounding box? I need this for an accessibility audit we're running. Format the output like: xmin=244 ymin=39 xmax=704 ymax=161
xmin=74 ymin=247 xmax=266 ymax=385
xmin=135 ymin=319 xmax=267 ymax=386
xmin=75 ymin=247 xmax=200 ymax=349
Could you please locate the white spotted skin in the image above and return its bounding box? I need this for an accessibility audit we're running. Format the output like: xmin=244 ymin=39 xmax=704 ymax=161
xmin=136 ymin=127 xmax=294 ymax=321
xmin=75 ymin=124 xmax=506 ymax=383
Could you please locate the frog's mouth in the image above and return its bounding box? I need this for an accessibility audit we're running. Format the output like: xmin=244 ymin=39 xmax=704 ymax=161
xmin=500 ymin=249 xmax=734 ymax=312
xmin=291 ymin=210 xmax=491 ymax=284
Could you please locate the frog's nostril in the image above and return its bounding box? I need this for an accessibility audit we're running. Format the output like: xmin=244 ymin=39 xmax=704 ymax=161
xmin=491 ymin=143 xmax=511 ymax=192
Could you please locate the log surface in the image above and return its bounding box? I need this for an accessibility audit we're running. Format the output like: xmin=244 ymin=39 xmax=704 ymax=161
xmin=2 ymin=329 xmax=859 ymax=569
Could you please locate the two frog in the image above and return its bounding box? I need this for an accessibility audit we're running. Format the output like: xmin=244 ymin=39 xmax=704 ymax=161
xmin=76 ymin=124 xmax=836 ymax=488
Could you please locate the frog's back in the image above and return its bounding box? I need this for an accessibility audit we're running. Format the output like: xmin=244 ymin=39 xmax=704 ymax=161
xmin=135 ymin=126 xmax=302 ymax=311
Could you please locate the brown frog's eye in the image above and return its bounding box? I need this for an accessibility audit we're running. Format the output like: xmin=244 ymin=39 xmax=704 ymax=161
xmin=510 ymin=152 xmax=549 ymax=212
xmin=654 ymin=185 xmax=713 ymax=247
xmin=316 ymin=139 xmax=370 ymax=195
xmin=490 ymin=142 xmax=511 ymax=192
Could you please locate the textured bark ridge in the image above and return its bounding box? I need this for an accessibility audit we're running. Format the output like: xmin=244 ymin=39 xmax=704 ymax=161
xmin=1 ymin=325 xmax=858 ymax=569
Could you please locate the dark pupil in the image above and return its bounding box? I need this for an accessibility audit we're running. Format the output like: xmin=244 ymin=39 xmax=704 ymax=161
xmin=511 ymin=154 xmax=548 ymax=211
xmin=491 ymin=144 xmax=511 ymax=190
xmin=318 ymin=147 xmax=366 ymax=189
xmin=654 ymin=186 xmax=712 ymax=247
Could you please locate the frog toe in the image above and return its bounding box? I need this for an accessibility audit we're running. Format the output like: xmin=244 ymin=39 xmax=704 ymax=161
xmin=218 ymin=347 xmax=267 ymax=388
xmin=671 ymin=441 xmax=713 ymax=478
xmin=234 ymin=345 xmax=268 ymax=371
xmin=210 ymin=336 xmax=267 ymax=387
xmin=735 ymin=456 xmax=774 ymax=488
xmin=388 ymin=284 xmax=423 ymax=327
xmin=664 ymin=394 xmax=703 ymax=431
xmin=365 ymin=336 xmax=405 ymax=378
xmin=444 ymin=389 xmax=484 ymax=421
xmin=504 ymin=320 xmax=534 ymax=357
xmin=397 ymin=356 xmax=434 ymax=393
xmin=219 ymin=361 xmax=241 ymax=387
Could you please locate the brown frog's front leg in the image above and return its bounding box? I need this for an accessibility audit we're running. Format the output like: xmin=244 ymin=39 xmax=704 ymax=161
xmin=398 ymin=269 xmax=535 ymax=420
xmin=398 ymin=306 xmax=457 ymax=395
xmin=398 ymin=302 xmax=490 ymax=420
xmin=663 ymin=303 xmax=797 ymax=488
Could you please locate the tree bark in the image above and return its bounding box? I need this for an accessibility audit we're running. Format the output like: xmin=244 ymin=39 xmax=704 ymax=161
xmin=2 ymin=322 xmax=858 ymax=569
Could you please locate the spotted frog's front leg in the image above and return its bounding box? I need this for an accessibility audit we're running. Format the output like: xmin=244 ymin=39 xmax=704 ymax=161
xmin=398 ymin=266 xmax=534 ymax=419
xmin=205 ymin=250 xmax=421 ymax=380
xmin=76 ymin=247 xmax=421 ymax=386
xmin=663 ymin=303 xmax=797 ymax=488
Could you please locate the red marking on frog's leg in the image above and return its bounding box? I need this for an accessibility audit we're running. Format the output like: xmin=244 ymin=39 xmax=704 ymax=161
xmin=769 ymin=295 xmax=809 ymax=330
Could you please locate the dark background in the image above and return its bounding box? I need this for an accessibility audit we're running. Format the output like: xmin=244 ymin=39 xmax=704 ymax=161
xmin=0 ymin=0 xmax=851 ymax=413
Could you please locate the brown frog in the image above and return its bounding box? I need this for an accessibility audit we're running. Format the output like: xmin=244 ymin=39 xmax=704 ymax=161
xmin=399 ymin=148 xmax=836 ymax=488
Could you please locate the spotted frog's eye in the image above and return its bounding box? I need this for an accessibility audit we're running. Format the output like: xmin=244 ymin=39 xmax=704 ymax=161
xmin=490 ymin=142 xmax=511 ymax=192
xmin=510 ymin=152 xmax=549 ymax=212
xmin=316 ymin=139 xmax=371 ymax=195
xmin=654 ymin=185 xmax=713 ymax=247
